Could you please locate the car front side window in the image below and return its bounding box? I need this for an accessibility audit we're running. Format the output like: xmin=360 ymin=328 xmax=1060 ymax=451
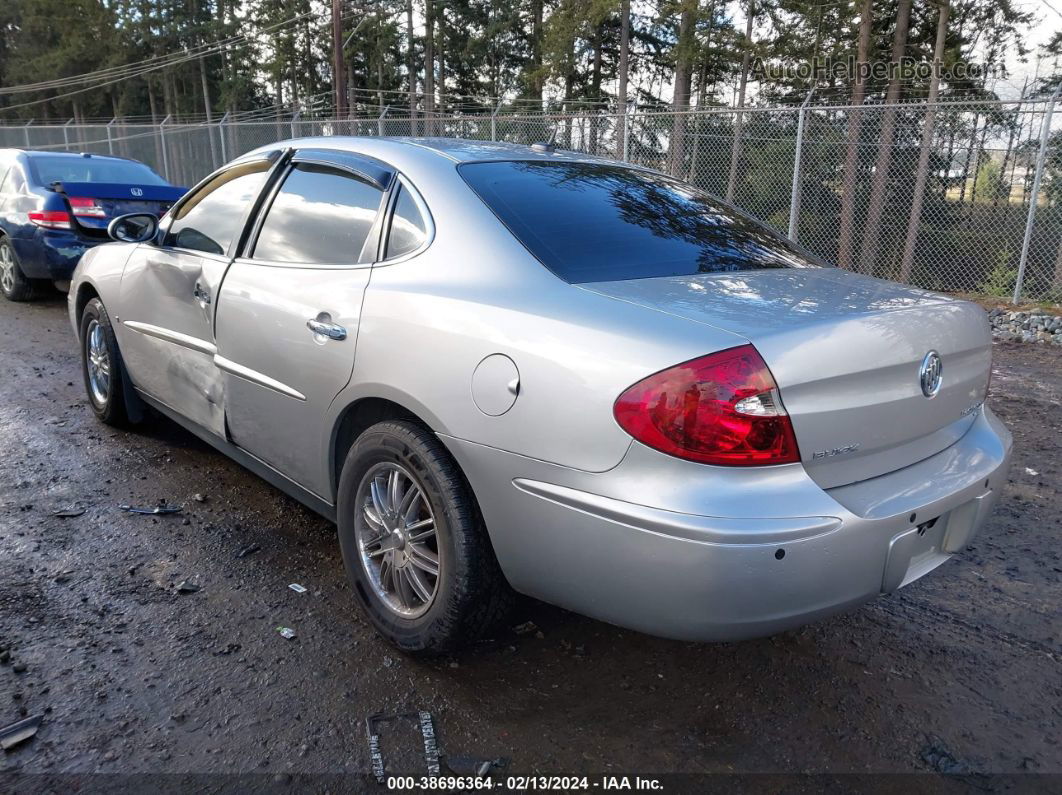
xmin=252 ymin=162 xmax=385 ymax=265
xmin=164 ymin=161 xmax=269 ymax=256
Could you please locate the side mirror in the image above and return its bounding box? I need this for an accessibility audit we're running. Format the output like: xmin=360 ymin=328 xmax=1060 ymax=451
xmin=107 ymin=213 xmax=158 ymax=244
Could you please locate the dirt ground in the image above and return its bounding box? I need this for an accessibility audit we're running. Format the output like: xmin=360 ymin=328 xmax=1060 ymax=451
xmin=0 ymin=293 xmax=1059 ymax=788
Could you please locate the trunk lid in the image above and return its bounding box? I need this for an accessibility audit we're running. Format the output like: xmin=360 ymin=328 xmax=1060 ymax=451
xmin=52 ymin=182 xmax=186 ymax=232
xmin=582 ymin=268 xmax=992 ymax=489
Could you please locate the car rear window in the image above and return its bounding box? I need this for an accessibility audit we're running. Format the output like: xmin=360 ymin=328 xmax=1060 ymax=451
xmin=28 ymin=155 xmax=168 ymax=187
xmin=458 ymin=160 xmax=826 ymax=283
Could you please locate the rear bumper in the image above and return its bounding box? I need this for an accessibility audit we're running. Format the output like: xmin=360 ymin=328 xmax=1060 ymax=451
xmin=12 ymin=231 xmax=95 ymax=281
xmin=444 ymin=405 xmax=1012 ymax=641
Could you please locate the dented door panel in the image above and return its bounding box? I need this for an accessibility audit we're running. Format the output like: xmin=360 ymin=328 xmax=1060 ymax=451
xmin=117 ymin=246 xmax=229 ymax=437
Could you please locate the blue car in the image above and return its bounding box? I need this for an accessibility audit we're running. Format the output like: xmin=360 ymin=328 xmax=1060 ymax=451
xmin=0 ymin=149 xmax=185 ymax=301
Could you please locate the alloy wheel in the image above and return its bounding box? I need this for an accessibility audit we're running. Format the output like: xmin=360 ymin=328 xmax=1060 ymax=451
xmin=355 ymin=462 xmax=440 ymax=618
xmin=0 ymin=245 xmax=14 ymax=295
xmin=85 ymin=319 xmax=111 ymax=406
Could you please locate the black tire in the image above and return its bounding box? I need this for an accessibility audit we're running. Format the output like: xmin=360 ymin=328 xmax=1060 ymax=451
xmin=79 ymin=297 xmax=130 ymax=426
xmin=0 ymin=236 xmax=38 ymax=302
xmin=337 ymin=420 xmax=512 ymax=654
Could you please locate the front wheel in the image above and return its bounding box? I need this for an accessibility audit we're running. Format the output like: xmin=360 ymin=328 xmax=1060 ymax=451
xmin=80 ymin=297 xmax=130 ymax=426
xmin=337 ymin=420 xmax=512 ymax=654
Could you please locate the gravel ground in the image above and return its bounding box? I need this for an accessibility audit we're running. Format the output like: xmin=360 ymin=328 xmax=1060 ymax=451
xmin=0 ymin=294 xmax=1059 ymax=787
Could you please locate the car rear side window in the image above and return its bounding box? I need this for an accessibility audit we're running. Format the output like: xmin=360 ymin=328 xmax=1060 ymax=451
xmin=385 ymin=184 xmax=428 ymax=259
xmin=166 ymin=162 xmax=269 ymax=256
xmin=458 ymin=160 xmax=827 ymax=283
xmin=253 ymin=163 xmax=384 ymax=265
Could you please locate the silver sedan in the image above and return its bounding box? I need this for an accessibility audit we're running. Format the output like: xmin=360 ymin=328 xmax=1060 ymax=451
xmin=68 ymin=138 xmax=1013 ymax=653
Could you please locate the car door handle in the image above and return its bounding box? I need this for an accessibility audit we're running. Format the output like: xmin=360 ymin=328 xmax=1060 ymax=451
xmin=306 ymin=319 xmax=347 ymax=341
xmin=193 ymin=283 xmax=211 ymax=305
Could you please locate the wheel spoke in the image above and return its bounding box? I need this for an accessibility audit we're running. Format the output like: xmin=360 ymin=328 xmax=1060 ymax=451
xmin=387 ymin=468 xmax=402 ymax=516
xmin=403 ymin=566 xmax=433 ymax=604
xmin=408 ymin=544 xmax=439 ymax=576
xmin=397 ymin=481 xmax=419 ymax=519
xmin=406 ymin=520 xmax=435 ymax=544
xmin=369 ymin=477 xmax=388 ymax=523
xmin=363 ymin=501 xmax=386 ymax=533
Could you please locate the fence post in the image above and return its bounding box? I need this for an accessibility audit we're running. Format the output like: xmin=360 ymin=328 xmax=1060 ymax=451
xmin=622 ymin=102 xmax=633 ymax=163
xmin=377 ymin=106 xmax=390 ymax=137
xmin=1014 ymin=85 xmax=1061 ymax=304
xmin=788 ymin=89 xmax=814 ymax=243
xmin=63 ymin=118 xmax=73 ymax=151
xmin=218 ymin=111 xmax=229 ymax=163
xmin=159 ymin=114 xmax=172 ymax=183
xmin=106 ymin=117 xmax=117 ymax=155
xmin=290 ymin=111 xmax=300 ymax=140
xmin=23 ymin=120 xmax=33 ymax=148
xmin=491 ymin=100 xmax=503 ymax=142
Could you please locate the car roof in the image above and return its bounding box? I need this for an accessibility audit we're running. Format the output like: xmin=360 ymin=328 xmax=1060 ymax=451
xmin=243 ymin=136 xmax=614 ymax=168
xmin=0 ymin=148 xmax=143 ymax=164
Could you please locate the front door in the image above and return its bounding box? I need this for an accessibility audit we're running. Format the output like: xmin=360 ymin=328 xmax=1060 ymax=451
xmin=214 ymin=154 xmax=391 ymax=497
xmin=117 ymin=159 xmax=272 ymax=436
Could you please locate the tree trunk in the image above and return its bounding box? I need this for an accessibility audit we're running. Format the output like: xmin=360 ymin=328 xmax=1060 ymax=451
xmin=590 ymin=24 xmax=603 ymax=154
xmin=670 ymin=0 xmax=698 ymax=177
xmin=437 ymin=4 xmax=447 ymax=117
xmin=898 ymin=0 xmax=949 ymax=283
xmin=957 ymin=114 xmax=979 ymax=204
xmin=725 ymin=2 xmax=755 ymax=201
xmin=615 ymin=0 xmax=631 ymax=159
xmin=407 ymin=0 xmax=416 ymax=131
xmin=424 ymin=0 xmax=435 ymax=132
xmin=857 ymin=0 xmax=913 ymax=276
xmin=836 ymin=0 xmax=872 ymax=269
xmin=530 ymin=0 xmax=544 ymax=104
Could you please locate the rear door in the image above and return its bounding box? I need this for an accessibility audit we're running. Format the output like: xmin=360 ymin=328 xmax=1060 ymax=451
xmin=117 ymin=158 xmax=274 ymax=436
xmin=214 ymin=150 xmax=393 ymax=497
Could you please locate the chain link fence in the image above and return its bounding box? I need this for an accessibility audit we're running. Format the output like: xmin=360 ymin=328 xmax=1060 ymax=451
xmin=3 ymin=96 xmax=1061 ymax=304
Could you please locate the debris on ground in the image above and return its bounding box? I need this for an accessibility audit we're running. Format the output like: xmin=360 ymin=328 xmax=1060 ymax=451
xmin=513 ymin=620 xmax=539 ymax=637
xmin=51 ymin=506 xmax=85 ymax=518
xmin=236 ymin=544 xmax=261 ymax=558
xmin=443 ymin=754 xmax=510 ymax=778
xmin=174 ymin=580 xmax=200 ymax=594
xmin=0 ymin=714 xmax=42 ymax=751
xmin=193 ymin=493 xmax=206 ymax=503
xmin=366 ymin=711 xmax=441 ymax=784
xmin=1025 ymin=467 xmax=1039 ymax=476
xmin=119 ymin=503 xmax=182 ymax=515
xmin=276 ymin=626 xmax=296 ymax=640
xmin=288 ymin=583 xmax=307 ymax=594
xmin=921 ymin=734 xmax=972 ymax=775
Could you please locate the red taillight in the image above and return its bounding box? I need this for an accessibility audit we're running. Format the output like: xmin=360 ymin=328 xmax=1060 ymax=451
xmin=67 ymin=197 xmax=106 ymax=217
xmin=613 ymin=344 xmax=800 ymax=466
xmin=28 ymin=210 xmax=72 ymax=230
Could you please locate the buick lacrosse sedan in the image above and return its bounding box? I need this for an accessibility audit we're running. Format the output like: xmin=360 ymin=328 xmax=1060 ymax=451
xmin=69 ymin=138 xmax=1012 ymax=652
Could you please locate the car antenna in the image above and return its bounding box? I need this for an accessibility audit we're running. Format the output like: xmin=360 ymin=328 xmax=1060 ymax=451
xmin=531 ymin=127 xmax=557 ymax=154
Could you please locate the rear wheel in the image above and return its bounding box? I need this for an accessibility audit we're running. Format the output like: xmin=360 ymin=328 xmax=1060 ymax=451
xmin=0 ymin=237 xmax=37 ymax=302
xmin=337 ymin=420 xmax=512 ymax=654
xmin=80 ymin=297 xmax=130 ymax=426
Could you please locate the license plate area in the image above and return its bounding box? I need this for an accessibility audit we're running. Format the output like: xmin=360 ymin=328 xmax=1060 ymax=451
xmin=882 ymin=512 xmax=949 ymax=592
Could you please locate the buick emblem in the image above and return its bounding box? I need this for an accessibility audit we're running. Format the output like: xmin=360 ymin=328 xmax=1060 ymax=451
xmin=130 ymin=187 xmax=143 ymax=197
xmin=919 ymin=351 xmax=943 ymax=398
